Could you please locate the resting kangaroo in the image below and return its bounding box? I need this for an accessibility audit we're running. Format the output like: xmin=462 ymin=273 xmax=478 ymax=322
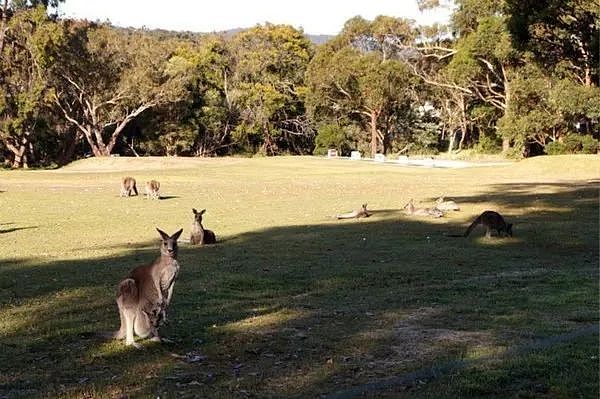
xmin=190 ymin=208 xmax=216 ymax=245
xmin=435 ymin=197 xmax=460 ymax=211
xmin=464 ymin=211 xmax=513 ymax=238
xmin=403 ymin=199 xmax=444 ymax=218
xmin=336 ymin=204 xmax=371 ymax=219
xmin=145 ymin=180 xmax=160 ymax=200
xmin=113 ymin=228 xmax=183 ymax=348
xmin=120 ymin=176 xmax=138 ymax=197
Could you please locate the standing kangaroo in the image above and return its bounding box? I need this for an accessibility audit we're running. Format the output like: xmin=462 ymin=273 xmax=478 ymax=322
xmin=336 ymin=203 xmax=371 ymax=219
xmin=120 ymin=176 xmax=138 ymax=197
xmin=190 ymin=208 xmax=216 ymax=245
xmin=435 ymin=197 xmax=460 ymax=211
xmin=113 ymin=228 xmax=183 ymax=348
xmin=464 ymin=211 xmax=513 ymax=238
xmin=145 ymin=180 xmax=160 ymax=200
xmin=403 ymin=199 xmax=444 ymax=218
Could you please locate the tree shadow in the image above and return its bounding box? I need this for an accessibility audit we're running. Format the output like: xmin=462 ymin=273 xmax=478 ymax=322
xmin=0 ymin=180 xmax=597 ymax=398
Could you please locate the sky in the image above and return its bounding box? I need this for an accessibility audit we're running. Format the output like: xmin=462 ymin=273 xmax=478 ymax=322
xmin=55 ymin=0 xmax=453 ymax=36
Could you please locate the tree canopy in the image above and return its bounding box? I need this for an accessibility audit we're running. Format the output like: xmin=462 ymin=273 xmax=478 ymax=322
xmin=0 ymin=0 xmax=597 ymax=167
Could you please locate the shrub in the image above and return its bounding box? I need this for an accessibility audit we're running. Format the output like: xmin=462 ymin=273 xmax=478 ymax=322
xmin=544 ymin=141 xmax=567 ymax=155
xmin=475 ymin=133 xmax=502 ymax=154
xmin=544 ymin=134 xmax=599 ymax=155
xmin=313 ymin=123 xmax=353 ymax=156
xmin=580 ymin=135 xmax=599 ymax=154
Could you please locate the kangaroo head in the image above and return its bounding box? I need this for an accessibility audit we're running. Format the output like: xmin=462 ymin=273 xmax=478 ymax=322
xmin=157 ymin=228 xmax=183 ymax=257
xmin=192 ymin=208 xmax=207 ymax=224
xmin=361 ymin=204 xmax=368 ymax=211
xmin=403 ymin=199 xmax=414 ymax=210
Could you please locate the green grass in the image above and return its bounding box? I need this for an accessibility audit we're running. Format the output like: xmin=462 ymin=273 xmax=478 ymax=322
xmin=0 ymin=155 xmax=598 ymax=398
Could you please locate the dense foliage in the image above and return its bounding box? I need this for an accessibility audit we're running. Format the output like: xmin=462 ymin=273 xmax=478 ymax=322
xmin=0 ymin=0 xmax=597 ymax=167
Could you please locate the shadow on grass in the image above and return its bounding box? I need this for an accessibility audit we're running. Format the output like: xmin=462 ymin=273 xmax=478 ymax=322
xmin=0 ymin=181 xmax=598 ymax=398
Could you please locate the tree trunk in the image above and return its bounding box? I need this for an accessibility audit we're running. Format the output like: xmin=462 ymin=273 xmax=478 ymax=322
xmin=502 ymin=138 xmax=511 ymax=153
xmin=457 ymin=124 xmax=467 ymax=151
xmin=12 ymin=146 xmax=27 ymax=168
xmin=369 ymin=109 xmax=379 ymax=158
xmin=7 ymin=131 xmax=31 ymax=168
xmin=0 ymin=0 xmax=8 ymax=55
xmin=447 ymin=129 xmax=457 ymax=154
xmin=81 ymin=126 xmax=110 ymax=157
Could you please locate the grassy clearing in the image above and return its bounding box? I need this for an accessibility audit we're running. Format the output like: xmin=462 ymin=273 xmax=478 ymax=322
xmin=0 ymin=155 xmax=598 ymax=398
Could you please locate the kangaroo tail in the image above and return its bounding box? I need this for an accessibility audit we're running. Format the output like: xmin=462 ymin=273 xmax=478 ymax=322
xmin=463 ymin=216 xmax=481 ymax=237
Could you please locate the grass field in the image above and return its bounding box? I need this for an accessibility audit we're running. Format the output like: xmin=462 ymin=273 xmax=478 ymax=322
xmin=0 ymin=155 xmax=598 ymax=398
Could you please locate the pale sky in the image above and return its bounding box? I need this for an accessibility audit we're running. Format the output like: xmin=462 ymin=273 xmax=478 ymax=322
xmin=55 ymin=0 xmax=453 ymax=35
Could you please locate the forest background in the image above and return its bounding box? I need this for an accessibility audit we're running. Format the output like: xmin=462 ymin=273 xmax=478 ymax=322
xmin=0 ymin=0 xmax=598 ymax=168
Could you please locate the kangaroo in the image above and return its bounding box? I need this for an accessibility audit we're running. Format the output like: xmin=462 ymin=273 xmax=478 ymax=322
xmin=145 ymin=180 xmax=160 ymax=200
xmin=403 ymin=199 xmax=444 ymax=218
xmin=120 ymin=176 xmax=138 ymax=197
xmin=336 ymin=203 xmax=371 ymax=219
xmin=435 ymin=197 xmax=460 ymax=211
xmin=190 ymin=208 xmax=217 ymax=245
xmin=113 ymin=228 xmax=183 ymax=348
xmin=464 ymin=211 xmax=513 ymax=238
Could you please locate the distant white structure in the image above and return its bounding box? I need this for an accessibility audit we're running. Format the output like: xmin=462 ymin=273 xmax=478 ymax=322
xmin=350 ymin=151 xmax=361 ymax=160
xmin=397 ymin=155 xmax=409 ymax=164
xmin=327 ymin=149 xmax=338 ymax=158
xmin=374 ymin=153 xmax=386 ymax=162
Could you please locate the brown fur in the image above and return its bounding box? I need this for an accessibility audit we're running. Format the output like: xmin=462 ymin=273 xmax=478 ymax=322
xmin=190 ymin=208 xmax=217 ymax=245
xmin=336 ymin=204 xmax=371 ymax=219
xmin=435 ymin=197 xmax=460 ymax=211
xmin=403 ymin=199 xmax=444 ymax=218
xmin=113 ymin=228 xmax=183 ymax=348
xmin=120 ymin=176 xmax=138 ymax=197
xmin=145 ymin=180 xmax=160 ymax=200
xmin=464 ymin=211 xmax=513 ymax=238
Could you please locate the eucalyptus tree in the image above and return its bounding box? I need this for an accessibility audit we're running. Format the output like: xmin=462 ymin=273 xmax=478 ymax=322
xmin=0 ymin=6 xmax=64 ymax=167
xmin=306 ymin=16 xmax=420 ymax=157
xmin=227 ymin=24 xmax=314 ymax=155
xmin=414 ymin=0 xmax=599 ymax=155
xmin=53 ymin=23 xmax=190 ymax=157
xmin=0 ymin=0 xmax=63 ymax=53
xmin=506 ymin=0 xmax=598 ymax=87
xmin=156 ymin=35 xmax=235 ymax=156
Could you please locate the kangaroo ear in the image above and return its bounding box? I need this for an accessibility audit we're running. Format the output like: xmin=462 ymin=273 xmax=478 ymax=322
xmin=171 ymin=228 xmax=183 ymax=241
xmin=192 ymin=208 xmax=197 ymax=214
xmin=200 ymin=209 xmax=206 ymax=215
xmin=156 ymin=228 xmax=169 ymax=240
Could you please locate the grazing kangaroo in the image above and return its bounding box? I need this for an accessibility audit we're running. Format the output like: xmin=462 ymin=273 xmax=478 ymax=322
xmin=113 ymin=228 xmax=183 ymax=348
xmin=190 ymin=208 xmax=216 ymax=245
xmin=145 ymin=180 xmax=160 ymax=200
xmin=464 ymin=211 xmax=513 ymax=238
xmin=120 ymin=176 xmax=138 ymax=197
xmin=336 ymin=204 xmax=371 ymax=219
xmin=403 ymin=199 xmax=444 ymax=218
xmin=435 ymin=197 xmax=460 ymax=211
